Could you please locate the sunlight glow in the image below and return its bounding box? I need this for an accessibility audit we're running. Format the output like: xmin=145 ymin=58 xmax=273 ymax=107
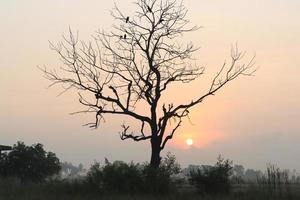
xmin=186 ymin=138 xmax=193 ymax=146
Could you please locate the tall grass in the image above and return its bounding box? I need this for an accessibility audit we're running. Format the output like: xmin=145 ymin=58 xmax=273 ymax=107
xmin=1 ymin=176 xmax=300 ymax=200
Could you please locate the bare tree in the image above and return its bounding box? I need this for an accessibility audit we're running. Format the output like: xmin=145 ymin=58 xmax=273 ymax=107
xmin=41 ymin=0 xmax=255 ymax=168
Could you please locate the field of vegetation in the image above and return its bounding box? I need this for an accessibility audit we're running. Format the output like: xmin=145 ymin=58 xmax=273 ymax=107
xmin=1 ymin=142 xmax=300 ymax=200
xmin=1 ymin=178 xmax=300 ymax=200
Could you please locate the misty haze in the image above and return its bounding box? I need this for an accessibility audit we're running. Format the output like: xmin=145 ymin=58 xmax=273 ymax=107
xmin=0 ymin=0 xmax=299 ymax=199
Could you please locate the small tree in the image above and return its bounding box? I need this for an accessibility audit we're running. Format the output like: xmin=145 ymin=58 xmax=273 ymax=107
xmin=41 ymin=0 xmax=255 ymax=168
xmin=0 ymin=142 xmax=61 ymax=183
xmin=189 ymin=155 xmax=233 ymax=194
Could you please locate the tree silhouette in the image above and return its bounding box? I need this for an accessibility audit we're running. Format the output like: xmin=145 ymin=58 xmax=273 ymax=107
xmin=41 ymin=0 xmax=255 ymax=168
xmin=0 ymin=142 xmax=61 ymax=183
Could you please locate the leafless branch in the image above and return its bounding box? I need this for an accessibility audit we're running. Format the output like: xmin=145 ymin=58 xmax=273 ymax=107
xmin=41 ymin=0 xmax=256 ymax=164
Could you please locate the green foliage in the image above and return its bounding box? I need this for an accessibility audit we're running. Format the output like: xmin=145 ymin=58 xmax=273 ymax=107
xmin=160 ymin=152 xmax=181 ymax=175
xmin=189 ymin=155 xmax=233 ymax=194
xmin=141 ymin=152 xmax=181 ymax=194
xmin=1 ymin=157 xmax=300 ymax=200
xmin=86 ymin=153 xmax=180 ymax=194
xmin=86 ymin=162 xmax=103 ymax=190
xmin=87 ymin=161 xmax=143 ymax=193
xmin=0 ymin=141 xmax=61 ymax=183
xmin=142 ymin=164 xmax=173 ymax=194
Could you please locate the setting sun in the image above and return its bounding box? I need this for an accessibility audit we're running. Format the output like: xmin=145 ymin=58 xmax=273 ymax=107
xmin=186 ymin=138 xmax=193 ymax=146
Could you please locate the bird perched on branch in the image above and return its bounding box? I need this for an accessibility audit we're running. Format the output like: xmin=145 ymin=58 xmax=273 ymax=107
xmin=147 ymin=5 xmax=152 ymax=13
xmin=126 ymin=16 xmax=129 ymax=23
xmin=95 ymin=91 xmax=101 ymax=99
xmin=124 ymin=34 xmax=127 ymax=39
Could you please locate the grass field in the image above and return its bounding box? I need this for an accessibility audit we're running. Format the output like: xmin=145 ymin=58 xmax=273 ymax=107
xmin=1 ymin=178 xmax=300 ymax=200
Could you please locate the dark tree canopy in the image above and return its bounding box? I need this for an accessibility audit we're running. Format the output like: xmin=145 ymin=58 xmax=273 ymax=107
xmin=0 ymin=142 xmax=61 ymax=182
xmin=41 ymin=0 xmax=255 ymax=168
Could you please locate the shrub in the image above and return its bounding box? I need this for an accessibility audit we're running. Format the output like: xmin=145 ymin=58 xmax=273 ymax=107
xmin=160 ymin=152 xmax=181 ymax=176
xmin=87 ymin=161 xmax=143 ymax=194
xmin=189 ymin=155 xmax=233 ymax=194
xmin=141 ymin=152 xmax=181 ymax=194
xmin=86 ymin=162 xmax=103 ymax=190
xmin=102 ymin=161 xmax=143 ymax=193
xmin=141 ymin=164 xmax=173 ymax=194
xmin=86 ymin=153 xmax=181 ymax=194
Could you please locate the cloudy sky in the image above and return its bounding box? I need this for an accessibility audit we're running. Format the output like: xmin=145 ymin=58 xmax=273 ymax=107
xmin=1 ymin=0 xmax=299 ymax=170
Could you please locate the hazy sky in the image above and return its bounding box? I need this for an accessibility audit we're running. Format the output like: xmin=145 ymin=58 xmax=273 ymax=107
xmin=1 ymin=0 xmax=299 ymax=171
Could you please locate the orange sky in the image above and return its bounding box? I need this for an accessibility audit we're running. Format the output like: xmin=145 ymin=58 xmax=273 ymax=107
xmin=0 ymin=0 xmax=299 ymax=170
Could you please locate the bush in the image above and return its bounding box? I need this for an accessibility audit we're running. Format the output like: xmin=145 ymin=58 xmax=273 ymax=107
xmin=86 ymin=153 xmax=180 ymax=194
xmin=87 ymin=160 xmax=143 ymax=194
xmin=141 ymin=164 xmax=174 ymax=194
xmin=0 ymin=141 xmax=61 ymax=183
xmin=141 ymin=152 xmax=181 ymax=194
xmin=189 ymin=155 xmax=233 ymax=194
xmin=86 ymin=162 xmax=103 ymax=190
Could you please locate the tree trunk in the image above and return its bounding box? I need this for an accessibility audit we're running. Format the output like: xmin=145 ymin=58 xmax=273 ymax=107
xmin=150 ymin=138 xmax=161 ymax=168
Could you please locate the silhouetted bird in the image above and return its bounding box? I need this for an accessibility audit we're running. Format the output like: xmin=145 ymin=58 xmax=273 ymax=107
xmin=159 ymin=19 xmax=164 ymax=23
xmin=126 ymin=16 xmax=129 ymax=23
xmin=124 ymin=34 xmax=127 ymax=39
xmin=95 ymin=92 xmax=101 ymax=99
xmin=120 ymin=35 xmax=123 ymax=39
xmin=147 ymin=6 xmax=152 ymax=12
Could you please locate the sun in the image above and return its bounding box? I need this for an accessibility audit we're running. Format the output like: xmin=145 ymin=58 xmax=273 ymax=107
xmin=186 ymin=138 xmax=193 ymax=146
